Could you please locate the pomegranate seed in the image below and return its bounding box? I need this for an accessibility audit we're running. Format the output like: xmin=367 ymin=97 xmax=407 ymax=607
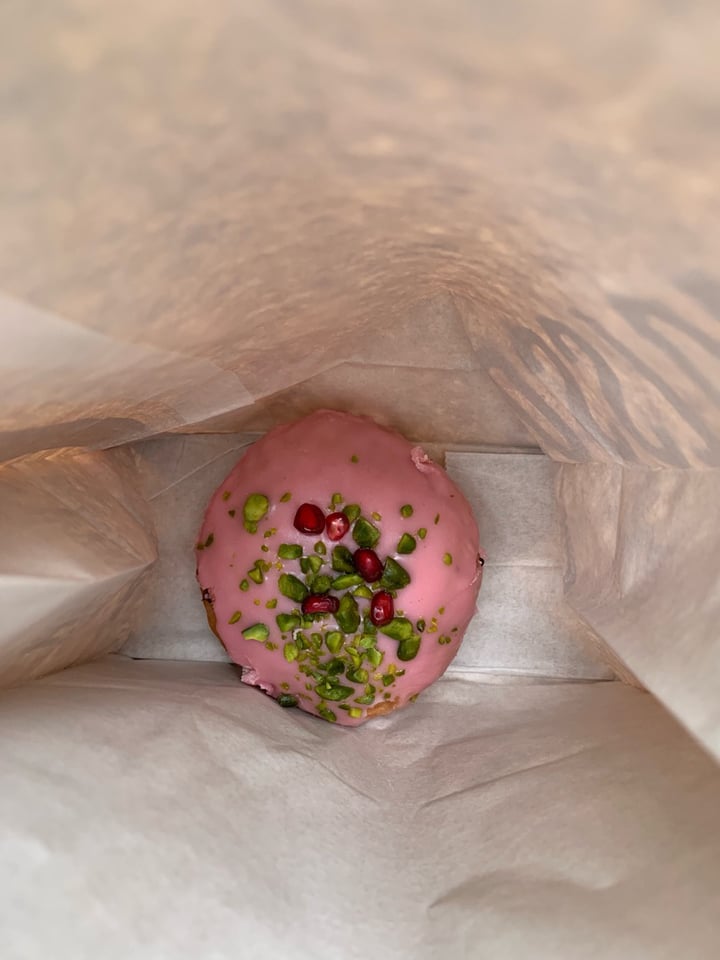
xmin=293 ymin=502 xmax=325 ymax=535
xmin=353 ymin=548 xmax=384 ymax=582
xmin=326 ymin=511 xmax=350 ymax=541
xmin=370 ymin=590 xmax=394 ymax=626
xmin=302 ymin=594 xmax=340 ymax=615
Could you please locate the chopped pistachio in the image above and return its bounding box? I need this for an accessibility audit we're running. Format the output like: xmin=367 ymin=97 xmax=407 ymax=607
xmin=331 ymin=544 xmax=355 ymax=573
xmin=300 ymin=554 xmax=323 ymax=575
xmin=264 ymin=641 xmax=278 ymax=651
xmin=331 ymin=493 xmax=344 ymax=506
xmin=417 ymin=527 xmax=427 ymax=540
xmin=283 ymin=642 xmax=299 ymax=662
xmin=352 ymin=517 xmax=380 ymax=549
xmin=204 ymin=533 xmax=214 ymax=548
xmin=295 ymin=632 xmax=309 ymax=650
xmin=398 ymin=635 xmax=421 ymax=660
xmin=243 ymin=493 xmax=269 ymax=522
xmin=344 ymin=503 xmax=361 ymax=523
xmin=353 ymin=584 xmax=373 ymax=599
xmin=438 ymin=605 xmax=445 ymax=614
xmin=347 ymin=707 xmax=362 ymax=718
xmin=380 ymin=617 xmax=414 ymax=641
xmin=278 ymin=693 xmax=298 ymax=708
xmin=248 ymin=566 xmax=264 ymax=585
xmin=400 ymin=504 xmax=414 ymax=518
xmin=309 ymin=574 xmax=332 ymax=594
xmin=383 ymin=692 xmax=392 ymax=700
xmin=222 ymin=491 xmax=231 ymax=501
xmin=280 ymin=491 xmax=292 ymax=502
xmin=325 ymin=631 xmax=343 ymax=654
xmin=354 ymin=692 xmax=375 ymax=705
xmin=244 ymin=520 xmax=257 ymax=534
xmin=228 ymin=509 xmax=236 ymax=517
xmin=239 ymin=579 xmax=250 ymax=592
xmin=371 ymin=511 xmax=382 ymax=522
xmin=380 ymin=557 xmax=411 ymax=590
xmin=348 ymin=667 xmax=369 ymax=684
xmin=317 ymin=704 xmax=337 ymax=722
xmin=263 ymin=527 xmax=277 ymax=538
xmin=242 ymin=623 xmax=269 ymax=642
xmin=276 ymin=613 xmax=301 ymax=632
xmin=366 ymin=647 xmax=384 ymax=668
xmin=381 ymin=673 xmax=396 ymax=687
xmin=326 ymin=658 xmax=345 ymax=676
xmin=315 ymin=683 xmax=353 ymax=701
xmin=314 ymin=541 xmax=327 ymax=556
xmin=443 ymin=553 xmax=453 ymax=565
xmin=331 ymin=573 xmax=363 ymax=590
xmin=416 ymin=618 xmax=426 ymax=632
xmin=336 ymin=593 xmax=360 ymax=634
xmin=350 ymin=455 xmax=359 ymax=464
xmin=278 ymin=573 xmax=308 ymax=602
xmin=362 ymin=620 xmax=377 ymax=636
xmin=438 ymin=635 xmax=453 ymax=645
xmin=397 ymin=533 xmax=416 ymax=555
xmin=409 ymin=693 xmax=419 ymax=703
xmin=434 ymin=513 xmax=440 ymax=525
xmin=261 ymin=544 xmax=269 ymax=553
xmin=358 ymin=635 xmax=375 ymax=649
xmin=258 ymin=559 xmax=271 ymax=573
xmin=253 ymin=599 xmax=260 ymax=606
xmin=265 ymin=598 xmax=278 ymax=609
xmin=280 ymin=682 xmax=290 ymax=691
xmin=228 ymin=611 xmax=242 ymax=624
xmin=310 ymin=633 xmax=323 ymax=649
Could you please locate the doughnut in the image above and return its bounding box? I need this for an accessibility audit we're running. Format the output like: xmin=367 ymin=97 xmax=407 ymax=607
xmin=196 ymin=410 xmax=484 ymax=725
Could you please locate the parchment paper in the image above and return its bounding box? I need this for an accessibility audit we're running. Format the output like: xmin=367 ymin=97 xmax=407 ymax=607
xmin=123 ymin=435 xmax=612 ymax=681
xmin=1 ymin=656 xmax=719 ymax=960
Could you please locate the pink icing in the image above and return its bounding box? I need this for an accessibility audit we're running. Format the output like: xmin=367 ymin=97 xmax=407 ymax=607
xmin=196 ymin=410 xmax=483 ymax=725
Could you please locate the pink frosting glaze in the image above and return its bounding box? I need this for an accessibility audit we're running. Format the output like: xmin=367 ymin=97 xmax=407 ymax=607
xmin=196 ymin=410 xmax=483 ymax=725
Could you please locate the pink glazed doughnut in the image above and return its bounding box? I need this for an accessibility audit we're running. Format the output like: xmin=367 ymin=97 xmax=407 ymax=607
xmin=196 ymin=410 xmax=484 ymax=725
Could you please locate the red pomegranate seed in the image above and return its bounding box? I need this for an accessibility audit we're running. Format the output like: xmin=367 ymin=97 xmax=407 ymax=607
xmin=302 ymin=594 xmax=340 ymax=615
xmin=293 ymin=502 xmax=325 ymax=535
xmin=326 ymin=511 xmax=350 ymax=541
xmin=370 ymin=590 xmax=394 ymax=626
xmin=353 ymin=548 xmax=384 ymax=582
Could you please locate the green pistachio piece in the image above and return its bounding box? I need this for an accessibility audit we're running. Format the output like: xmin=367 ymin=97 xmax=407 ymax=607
xmin=397 ymin=635 xmax=421 ymax=660
xmin=347 ymin=707 xmax=363 ymax=718
xmin=380 ymin=557 xmax=411 ymax=590
xmin=204 ymin=533 xmax=214 ymax=548
xmin=283 ymin=642 xmax=299 ymax=662
xmin=344 ymin=503 xmax=361 ymax=523
xmin=380 ymin=617 xmax=414 ymax=641
xmin=239 ymin=579 xmax=250 ymax=592
xmin=314 ymin=541 xmax=327 ymax=556
xmin=242 ymin=623 xmax=269 ymax=642
xmin=347 ymin=667 xmax=369 ymax=684
xmin=358 ymin=635 xmax=376 ymax=649
xmin=397 ymin=533 xmax=416 ymax=555
xmin=354 ymin=686 xmax=376 ymax=705
xmin=371 ymin=511 xmax=382 ymax=522
xmin=362 ymin=619 xmax=377 ymax=636
xmin=278 ymin=573 xmax=308 ymax=602
xmin=248 ymin=566 xmax=264 ymax=585
xmin=325 ymin=631 xmax=344 ymax=654
xmin=381 ymin=673 xmax=396 ymax=687
xmin=222 ymin=491 xmax=231 ymax=501
xmin=434 ymin=513 xmax=440 ymax=525
xmin=331 ymin=544 xmax=355 ymax=573
xmin=350 ymin=455 xmax=359 ymax=464
xmin=353 ymin=584 xmax=374 ymax=599
xmin=352 ymin=517 xmax=380 ymax=548
xmin=295 ymin=632 xmax=309 ymax=650
xmin=276 ymin=613 xmax=301 ymax=632
xmin=331 ymin=573 xmax=363 ymax=590
xmin=278 ymin=694 xmax=298 ymax=708
xmin=309 ymin=574 xmax=333 ymax=594
xmin=400 ymin=504 xmax=414 ymax=518
xmin=336 ymin=592 xmax=360 ymax=634
xmin=326 ymin=658 xmax=345 ymax=676
xmin=310 ymin=633 xmax=323 ymax=649
xmin=366 ymin=647 xmax=384 ymax=668
xmin=331 ymin=493 xmax=344 ymax=506
xmin=443 ymin=553 xmax=452 ymax=565
xmin=280 ymin=491 xmax=292 ymax=502
xmin=438 ymin=635 xmax=453 ymax=645
xmin=416 ymin=618 xmax=426 ymax=632
xmin=417 ymin=527 xmax=427 ymax=540
xmin=265 ymin=598 xmax=278 ymax=609
xmin=315 ymin=683 xmax=353 ymax=701
xmin=261 ymin=544 xmax=269 ymax=553
xmin=244 ymin=493 xmax=269 ymax=523
xmin=317 ymin=704 xmax=337 ymax=722
xmin=228 ymin=611 xmax=242 ymax=624
xmin=300 ymin=554 xmax=323 ymax=575
xmin=278 ymin=543 xmax=303 ymax=560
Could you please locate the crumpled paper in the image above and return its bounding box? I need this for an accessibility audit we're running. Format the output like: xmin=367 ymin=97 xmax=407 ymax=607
xmin=1 ymin=656 xmax=719 ymax=960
